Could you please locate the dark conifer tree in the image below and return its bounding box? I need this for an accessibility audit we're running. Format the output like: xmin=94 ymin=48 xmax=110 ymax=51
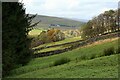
xmin=2 ymin=2 xmax=38 ymax=77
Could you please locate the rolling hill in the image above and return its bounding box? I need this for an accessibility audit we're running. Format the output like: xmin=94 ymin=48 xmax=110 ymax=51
xmin=30 ymin=14 xmax=85 ymax=29
xmin=7 ymin=38 xmax=119 ymax=78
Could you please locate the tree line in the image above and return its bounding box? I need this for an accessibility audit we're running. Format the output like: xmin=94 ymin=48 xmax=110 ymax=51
xmin=81 ymin=9 xmax=120 ymax=39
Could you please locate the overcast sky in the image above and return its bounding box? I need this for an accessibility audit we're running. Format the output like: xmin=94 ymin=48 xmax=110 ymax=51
xmin=20 ymin=0 xmax=119 ymax=20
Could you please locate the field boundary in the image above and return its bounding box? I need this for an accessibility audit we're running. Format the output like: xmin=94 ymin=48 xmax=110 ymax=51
xmin=34 ymin=32 xmax=119 ymax=58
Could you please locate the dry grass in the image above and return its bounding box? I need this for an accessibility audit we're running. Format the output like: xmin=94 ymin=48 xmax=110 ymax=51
xmin=81 ymin=37 xmax=119 ymax=48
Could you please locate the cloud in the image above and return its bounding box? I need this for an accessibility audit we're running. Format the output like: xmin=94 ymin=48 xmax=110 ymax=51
xmin=21 ymin=0 xmax=119 ymax=20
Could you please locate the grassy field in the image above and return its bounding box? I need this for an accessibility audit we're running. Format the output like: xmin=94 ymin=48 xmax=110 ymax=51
xmin=9 ymin=55 xmax=118 ymax=78
xmin=34 ymin=45 xmax=71 ymax=54
xmin=28 ymin=28 xmax=43 ymax=37
xmin=33 ymin=37 xmax=82 ymax=50
xmin=8 ymin=38 xmax=119 ymax=78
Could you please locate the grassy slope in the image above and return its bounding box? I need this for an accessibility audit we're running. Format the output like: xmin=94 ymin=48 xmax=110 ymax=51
xmin=31 ymin=15 xmax=85 ymax=28
xmin=34 ymin=45 xmax=71 ymax=54
xmin=8 ymin=39 xmax=119 ymax=78
xmin=14 ymin=55 xmax=118 ymax=78
xmin=33 ymin=37 xmax=82 ymax=50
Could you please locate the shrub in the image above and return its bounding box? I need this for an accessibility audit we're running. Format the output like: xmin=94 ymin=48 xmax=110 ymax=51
xmin=90 ymin=54 xmax=96 ymax=59
xmin=53 ymin=57 xmax=70 ymax=66
xmin=80 ymin=55 xmax=87 ymax=60
xmin=103 ymin=47 xmax=115 ymax=56
xmin=115 ymin=46 xmax=120 ymax=54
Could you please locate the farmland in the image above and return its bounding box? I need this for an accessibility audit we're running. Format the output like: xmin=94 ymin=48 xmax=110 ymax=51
xmin=7 ymin=38 xmax=119 ymax=78
xmin=3 ymin=2 xmax=119 ymax=79
xmin=33 ymin=37 xmax=82 ymax=50
xmin=7 ymin=14 xmax=119 ymax=78
xmin=28 ymin=28 xmax=43 ymax=37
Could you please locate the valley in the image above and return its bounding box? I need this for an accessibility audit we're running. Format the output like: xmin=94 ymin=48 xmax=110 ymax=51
xmin=3 ymin=3 xmax=119 ymax=78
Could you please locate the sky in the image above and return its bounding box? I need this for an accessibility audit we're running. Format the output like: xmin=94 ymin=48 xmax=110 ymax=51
xmin=20 ymin=0 xmax=119 ymax=20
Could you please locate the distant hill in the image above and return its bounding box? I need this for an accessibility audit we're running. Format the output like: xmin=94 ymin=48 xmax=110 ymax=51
xmin=67 ymin=18 xmax=88 ymax=22
xmin=30 ymin=14 xmax=86 ymax=29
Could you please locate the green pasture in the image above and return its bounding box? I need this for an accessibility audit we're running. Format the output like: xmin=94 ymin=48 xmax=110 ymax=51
xmin=34 ymin=45 xmax=71 ymax=54
xmin=28 ymin=28 xmax=43 ymax=37
xmin=8 ymin=38 xmax=119 ymax=78
xmin=33 ymin=37 xmax=82 ymax=50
